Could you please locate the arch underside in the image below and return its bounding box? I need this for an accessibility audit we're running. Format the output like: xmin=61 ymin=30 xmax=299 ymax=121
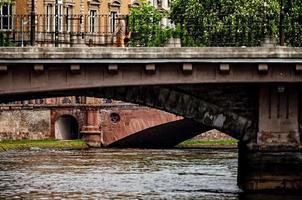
xmin=108 ymin=118 xmax=211 ymax=148
xmin=0 ymin=84 xmax=259 ymax=142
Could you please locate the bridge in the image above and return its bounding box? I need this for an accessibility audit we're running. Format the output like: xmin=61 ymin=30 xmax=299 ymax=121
xmin=0 ymin=46 xmax=302 ymax=193
xmin=0 ymin=102 xmax=203 ymax=147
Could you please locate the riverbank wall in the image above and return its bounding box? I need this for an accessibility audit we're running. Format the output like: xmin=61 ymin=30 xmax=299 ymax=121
xmin=0 ymin=104 xmax=181 ymax=143
xmin=0 ymin=104 xmax=232 ymax=145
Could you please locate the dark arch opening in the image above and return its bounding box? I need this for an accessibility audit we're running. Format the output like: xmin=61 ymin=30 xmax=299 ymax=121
xmin=55 ymin=115 xmax=79 ymax=140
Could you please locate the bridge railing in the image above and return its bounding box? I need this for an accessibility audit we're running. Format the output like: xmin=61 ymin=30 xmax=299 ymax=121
xmin=167 ymin=0 xmax=302 ymax=47
xmin=0 ymin=14 xmax=129 ymax=47
xmin=0 ymin=5 xmax=302 ymax=47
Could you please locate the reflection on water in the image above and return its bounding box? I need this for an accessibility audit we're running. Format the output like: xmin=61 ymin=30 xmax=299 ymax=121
xmin=0 ymin=148 xmax=301 ymax=199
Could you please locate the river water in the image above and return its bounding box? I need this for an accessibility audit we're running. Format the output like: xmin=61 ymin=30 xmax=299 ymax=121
xmin=0 ymin=148 xmax=301 ymax=200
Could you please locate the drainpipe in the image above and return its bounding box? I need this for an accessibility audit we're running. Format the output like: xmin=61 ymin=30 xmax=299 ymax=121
xmin=30 ymin=0 xmax=35 ymax=46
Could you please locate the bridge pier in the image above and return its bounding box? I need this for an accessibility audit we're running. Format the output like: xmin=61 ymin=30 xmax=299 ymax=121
xmin=81 ymin=108 xmax=101 ymax=147
xmin=238 ymin=145 xmax=302 ymax=193
xmin=238 ymin=85 xmax=302 ymax=193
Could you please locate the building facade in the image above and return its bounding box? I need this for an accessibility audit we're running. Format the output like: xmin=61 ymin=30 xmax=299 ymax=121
xmin=1 ymin=0 xmax=131 ymax=46
xmin=0 ymin=0 xmax=171 ymax=47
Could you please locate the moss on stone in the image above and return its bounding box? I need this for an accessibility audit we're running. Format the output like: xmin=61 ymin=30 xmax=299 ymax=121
xmin=0 ymin=139 xmax=88 ymax=152
xmin=176 ymin=139 xmax=238 ymax=149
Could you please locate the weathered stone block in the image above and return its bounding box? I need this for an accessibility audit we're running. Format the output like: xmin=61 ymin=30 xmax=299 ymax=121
xmin=238 ymin=145 xmax=302 ymax=193
xmin=0 ymin=110 xmax=51 ymax=140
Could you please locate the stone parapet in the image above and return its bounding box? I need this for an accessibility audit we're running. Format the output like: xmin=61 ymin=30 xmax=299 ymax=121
xmin=1 ymin=47 xmax=302 ymax=60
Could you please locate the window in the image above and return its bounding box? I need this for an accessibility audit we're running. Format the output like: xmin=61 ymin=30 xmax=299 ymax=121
xmin=109 ymin=0 xmax=121 ymax=33
xmin=66 ymin=6 xmax=73 ymax=32
xmin=0 ymin=3 xmax=12 ymax=30
xmin=110 ymin=113 xmax=121 ymax=123
xmin=45 ymin=4 xmax=53 ymax=31
xmin=150 ymin=0 xmax=157 ymax=7
xmin=62 ymin=97 xmax=71 ymax=104
xmin=89 ymin=10 xmax=97 ymax=33
xmin=58 ymin=4 xmax=63 ymax=32
xmin=110 ymin=11 xmax=117 ymax=33
xmin=55 ymin=2 xmax=63 ymax=32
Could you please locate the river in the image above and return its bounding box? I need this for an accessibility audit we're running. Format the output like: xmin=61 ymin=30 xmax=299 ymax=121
xmin=0 ymin=148 xmax=301 ymax=199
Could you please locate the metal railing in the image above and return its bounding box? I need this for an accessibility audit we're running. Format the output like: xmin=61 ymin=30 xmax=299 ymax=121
xmin=0 ymin=14 xmax=128 ymax=47
xmin=0 ymin=9 xmax=301 ymax=47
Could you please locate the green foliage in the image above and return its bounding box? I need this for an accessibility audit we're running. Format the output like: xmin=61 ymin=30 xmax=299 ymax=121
xmin=0 ymin=32 xmax=12 ymax=47
xmin=283 ymin=0 xmax=302 ymax=46
xmin=129 ymin=0 xmax=172 ymax=47
xmin=0 ymin=0 xmax=12 ymax=5
xmin=0 ymin=0 xmax=12 ymax=47
xmin=176 ymin=139 xmax=238 ymax=148
xmin=170 ymin=0 xmax=302 ymax=47
xmin=0 ymin=139 xmax=87 ymax=151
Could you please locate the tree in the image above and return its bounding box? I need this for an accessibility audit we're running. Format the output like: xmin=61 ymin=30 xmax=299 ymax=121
xmin=128 ymin=0 xmax=172 ymax=47
xmin=282 ymin=0 xmax=302 ymax=46
xmin=0 ymin=0 xmax=12 ymax=47
xmin=170 ymin=0 xmax=302 ymax=47
xmin=0 ymin=0 xmax=11 ymax=5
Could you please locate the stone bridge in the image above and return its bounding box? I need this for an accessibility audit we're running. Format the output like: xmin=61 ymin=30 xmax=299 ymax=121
xmin=0 ymin=103 xmax=200 ymax=147
xmin=0 ymin=47 xmax=302 ymax=193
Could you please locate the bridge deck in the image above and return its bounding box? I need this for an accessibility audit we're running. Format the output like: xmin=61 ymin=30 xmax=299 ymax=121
xmin=0 ymin=47 xmax=302 ymax=98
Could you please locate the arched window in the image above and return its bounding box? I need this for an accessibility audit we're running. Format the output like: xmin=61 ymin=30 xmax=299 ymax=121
xmin=109 ymin=0 xmax=121 ymax=33
xmin=131 ymin=0 xmax=142 ymax=8
xmin=88 ymin=0 xmax=101 ymax=33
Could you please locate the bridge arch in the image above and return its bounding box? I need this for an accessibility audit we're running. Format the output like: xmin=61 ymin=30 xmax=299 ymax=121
xmin=1 ymin=85 xmax=258 ymax=142
xmin=55 ymin=115 xmax=80 ymax=140
xmin=86 ymin=86 xmax=257 ymax=142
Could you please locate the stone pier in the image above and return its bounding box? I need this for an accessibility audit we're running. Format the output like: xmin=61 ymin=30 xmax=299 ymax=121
xmin=81 ymin=108 xmax=101 ymax=147
xmin=238 ymin=85 xmax=302 ymax=193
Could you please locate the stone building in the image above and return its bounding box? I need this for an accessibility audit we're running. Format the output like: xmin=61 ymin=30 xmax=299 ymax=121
xmin=131 ymin=0 xmax=171 ymax=26
xmin=0 ymin=0 xmax=131 ymax=46
xmin=131 ymin=0 xmax=170 ymax=10
xmin=13 ymin=0 xmax=129 ymax=16
xmin=0 ymin=0 xmax=171 ymax=46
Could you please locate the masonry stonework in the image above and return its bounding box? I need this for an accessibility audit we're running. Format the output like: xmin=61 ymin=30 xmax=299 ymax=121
xmin=50 ymin=107 xmax=86 ymax=138
xmin=100 ymin=106 xmax=182 ymax=146
xmin=0 ymin=104 xmax=207 ymax=145
xmin=0 ymin=109 xmax=50 ymax=140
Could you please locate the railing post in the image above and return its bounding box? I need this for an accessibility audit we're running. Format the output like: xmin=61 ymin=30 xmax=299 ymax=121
xmin=30 ymin=0 xmax=35 ymax=46
xmin=279 ymin=0 xmax=285 ymax=46
xmin=55 ymin=0 xmax=59 ymax=47
xmin=263 ymin=0 xmax=268 ymax=39
xmin=262 ymin=0 xmax=276 ymax=47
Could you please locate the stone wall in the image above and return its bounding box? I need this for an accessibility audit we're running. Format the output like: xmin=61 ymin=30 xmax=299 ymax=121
xmin=0 ymin=109 xmax=51 ymax=140
xmin=193 ymin=130 xmax=233 ymax=141
xmin=0 ymin=104 xmax=235 ymax=143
